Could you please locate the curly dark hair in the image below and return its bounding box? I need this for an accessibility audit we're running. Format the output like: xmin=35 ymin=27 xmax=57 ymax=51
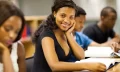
xmin=33 ymin=0 xmax=76 ymax=42
xmin=0 ymin=0 xmax=25 ymax=42
xmin=47 ymin=0 xmax=76 ymax=29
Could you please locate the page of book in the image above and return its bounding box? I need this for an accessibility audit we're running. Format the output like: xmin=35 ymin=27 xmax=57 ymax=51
xmin=75 ymin=58 xmax=115 ymax=69
xmin=85 ymin=46 xmax=114 ymax=57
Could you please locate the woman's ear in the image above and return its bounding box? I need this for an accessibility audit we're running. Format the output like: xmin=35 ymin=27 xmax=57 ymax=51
xmin=53 ymin=11 xmax=56 ymax=18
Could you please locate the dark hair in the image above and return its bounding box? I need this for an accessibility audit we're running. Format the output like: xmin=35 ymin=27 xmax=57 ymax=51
xmin=0 ymin=0 xmax=25 ymax=42
xmin=100 ymin=6 xmax=117 ymax=17
xmin=33 ymin=0 xmax=76 ymax=42
xmin=75 ymin=6 xmax=86 ymax=17
xmin=47 ymin=0 xmax=76 ymax=30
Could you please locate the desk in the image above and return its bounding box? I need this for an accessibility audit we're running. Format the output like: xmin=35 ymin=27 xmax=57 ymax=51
xmin=74 ymin=64 xmax=120 ymax=72
xmin=106 ymin=61 xmax=120 ymax=72
xmin=74 ymin=58 xmax=120 ymax=72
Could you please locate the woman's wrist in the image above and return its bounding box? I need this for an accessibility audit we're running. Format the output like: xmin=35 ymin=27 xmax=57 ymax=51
xmin=2 ymin=49 xmax=10 ymax=56
xmin=78 ymin=63 xmax=90 ymax=70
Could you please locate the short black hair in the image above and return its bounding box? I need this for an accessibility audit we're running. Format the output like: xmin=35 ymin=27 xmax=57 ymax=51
xmin=0 ymin=0 xmax=25 ymax=42
xmin=75 ymin=6 xmax=86 ymax=17
xmin=100 ymin=6 xmax=117 ymax=17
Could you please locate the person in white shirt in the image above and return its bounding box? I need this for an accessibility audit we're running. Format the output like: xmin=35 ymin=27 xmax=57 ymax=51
xmin=0 ymin=1 xmax=26 ymax=72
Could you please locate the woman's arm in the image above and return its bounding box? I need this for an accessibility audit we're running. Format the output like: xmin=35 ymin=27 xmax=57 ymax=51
xmin=42 ymin=37 xmax=106 ymax=72
xmin=65 ymin=23 xmax=85 ymax=60
xmin=0 ymin=43 xmax=14 ymax=72
xmin=65 ymin=33 xmax=85 ymax=59
xmin=2 ymin=50 xmax=14 ymax=72
xmin=17 ymin=42 xmax=26 ymax=72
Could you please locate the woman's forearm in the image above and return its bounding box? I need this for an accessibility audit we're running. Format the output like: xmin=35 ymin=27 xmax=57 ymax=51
xmin=2 ymin=50 xmax=14 ymax=72
xmin=66 ymin=33 xmax=85 ymax=59
xmin=50 ymin=61 xmax=88 ymax=71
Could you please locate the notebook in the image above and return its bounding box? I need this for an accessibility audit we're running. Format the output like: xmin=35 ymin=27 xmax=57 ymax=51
xmin=85 ymin=46 xmax=120 ymax=58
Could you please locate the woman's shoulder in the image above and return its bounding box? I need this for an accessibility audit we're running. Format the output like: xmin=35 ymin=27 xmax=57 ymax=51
xmin=40 ymin=28 xmax=54 ymax=42
xmin=17 ymin=41 xmax=24 ymax=50
xmin=11 ymin=41 xmax=23 ymax=51
xmin=16 ymin=41 xmax=25 ymax=58
xmin=11 ymin=41 xmax=25 ymax=57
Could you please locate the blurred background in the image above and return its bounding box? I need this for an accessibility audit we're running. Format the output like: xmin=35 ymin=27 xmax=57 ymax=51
xmin=11 ymin=0 xmax=120 ymax=34
xmin=9 ymin=0 xmax=120 ymax=58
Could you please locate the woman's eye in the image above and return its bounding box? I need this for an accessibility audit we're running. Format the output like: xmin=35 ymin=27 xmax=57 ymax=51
xmin=15 ymin=31 xmax=19 ymax=34
xmin=70 ymin=16 xmax=74 ymax=20
xmin=4 ymin=27 xmax=11 ymax=32
xmin=61 ymin=14 xmax=66 ymax=18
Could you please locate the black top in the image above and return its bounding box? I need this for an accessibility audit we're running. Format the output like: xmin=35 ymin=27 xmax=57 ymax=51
xmin=32 ymin=27 xmax=73 ymax=72
xmin=83 ymin=24 xmax=115 ymax=43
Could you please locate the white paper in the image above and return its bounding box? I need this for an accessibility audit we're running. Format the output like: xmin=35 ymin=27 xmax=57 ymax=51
xmin=76 ymin=58 xmax=115 ymax=69
xmin=85 ymin=46 xmax=114 ymax=57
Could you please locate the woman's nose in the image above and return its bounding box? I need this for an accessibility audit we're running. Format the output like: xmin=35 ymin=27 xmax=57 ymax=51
xmin=64 ymin=18 xmax=70 ymax=24
xmin=9 ymin=32 xmax=16 ymax=40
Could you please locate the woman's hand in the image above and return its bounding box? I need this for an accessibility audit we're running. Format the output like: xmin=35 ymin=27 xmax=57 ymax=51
xmin=0 ymin=42 xmax=14 ymax=72
xmin=86 ymin=62 xmax=106 ymax=72
xmin=0 ymin=42 xmax=9 ymax=54
xmin=65 ymin=21 xmax=76 ymax=35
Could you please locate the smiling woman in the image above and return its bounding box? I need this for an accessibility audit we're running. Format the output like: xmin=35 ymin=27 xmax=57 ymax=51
xmin=0 ymin=1 xmax=26 ymax=72
xmin=32 ymin=0 xmax=106 ymax=72
xmin=54 ymin=7 xmax=75 ymax=31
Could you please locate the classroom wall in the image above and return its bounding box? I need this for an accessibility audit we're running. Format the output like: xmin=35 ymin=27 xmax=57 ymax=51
xmin=18 ymin=0 xmax=120 ymax=35
xmin=19 ymin=0 xmax=53 ymax=16
xmin=115 ymin=0 xmax=120 ymax=34
xmin=74 ymin=0 xmax=120 ymax=35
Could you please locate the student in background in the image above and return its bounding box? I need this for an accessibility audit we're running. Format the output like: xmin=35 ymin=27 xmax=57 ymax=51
xmin=74 ymin=6 xmax=119 ymax=51
xmin=83 ymin=6 xmax=120 ymax=47
xmin=68 ymin=6 xmax=120 ymax=62
xmin=73 ymin=6 xmax=98 ymax=50
xmin=32 ymin=0 xmax=106 ymax=72
xmin=0 ymin=1 xmax=26 ymax=72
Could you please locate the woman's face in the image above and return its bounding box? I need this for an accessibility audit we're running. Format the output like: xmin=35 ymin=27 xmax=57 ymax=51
xmin=0 ymin=16 xmax=22 ymax=47
xmin=54 ymin=7 xmax=75 ymax=31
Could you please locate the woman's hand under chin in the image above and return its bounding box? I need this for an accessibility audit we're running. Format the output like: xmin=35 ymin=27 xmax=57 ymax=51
xmin=0 ymin=42 xmax=9 ymax=55
xmin=65 ymin=21 xmax=76 ymax=36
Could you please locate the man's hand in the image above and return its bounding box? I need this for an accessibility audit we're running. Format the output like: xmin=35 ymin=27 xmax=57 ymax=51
xmin=109 ymin=42 xmax=120 ymax=52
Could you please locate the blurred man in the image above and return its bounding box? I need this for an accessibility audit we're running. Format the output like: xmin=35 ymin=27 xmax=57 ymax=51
xmin=68 ymin=6 xmax=120 ymax=62
xmin=83 ymin=6 xmax=120 ymax=46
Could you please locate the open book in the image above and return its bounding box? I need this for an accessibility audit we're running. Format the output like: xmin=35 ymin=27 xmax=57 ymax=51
xmin=75 ymin=58 xmax=119 ymax=71
xmin=85 ymin=46 xmax=120 ymax=58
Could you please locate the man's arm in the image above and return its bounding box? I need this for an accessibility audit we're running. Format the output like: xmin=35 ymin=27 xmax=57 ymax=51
xmin=89 ymin=40 xmax=120 ymax=52
xmin=109 ymin=29 xmax=120 ymax=43
xmin=110 ymin=33 xmax=120 ymax=43
xmin=89 ymin=41 xmax=108 ymax=47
